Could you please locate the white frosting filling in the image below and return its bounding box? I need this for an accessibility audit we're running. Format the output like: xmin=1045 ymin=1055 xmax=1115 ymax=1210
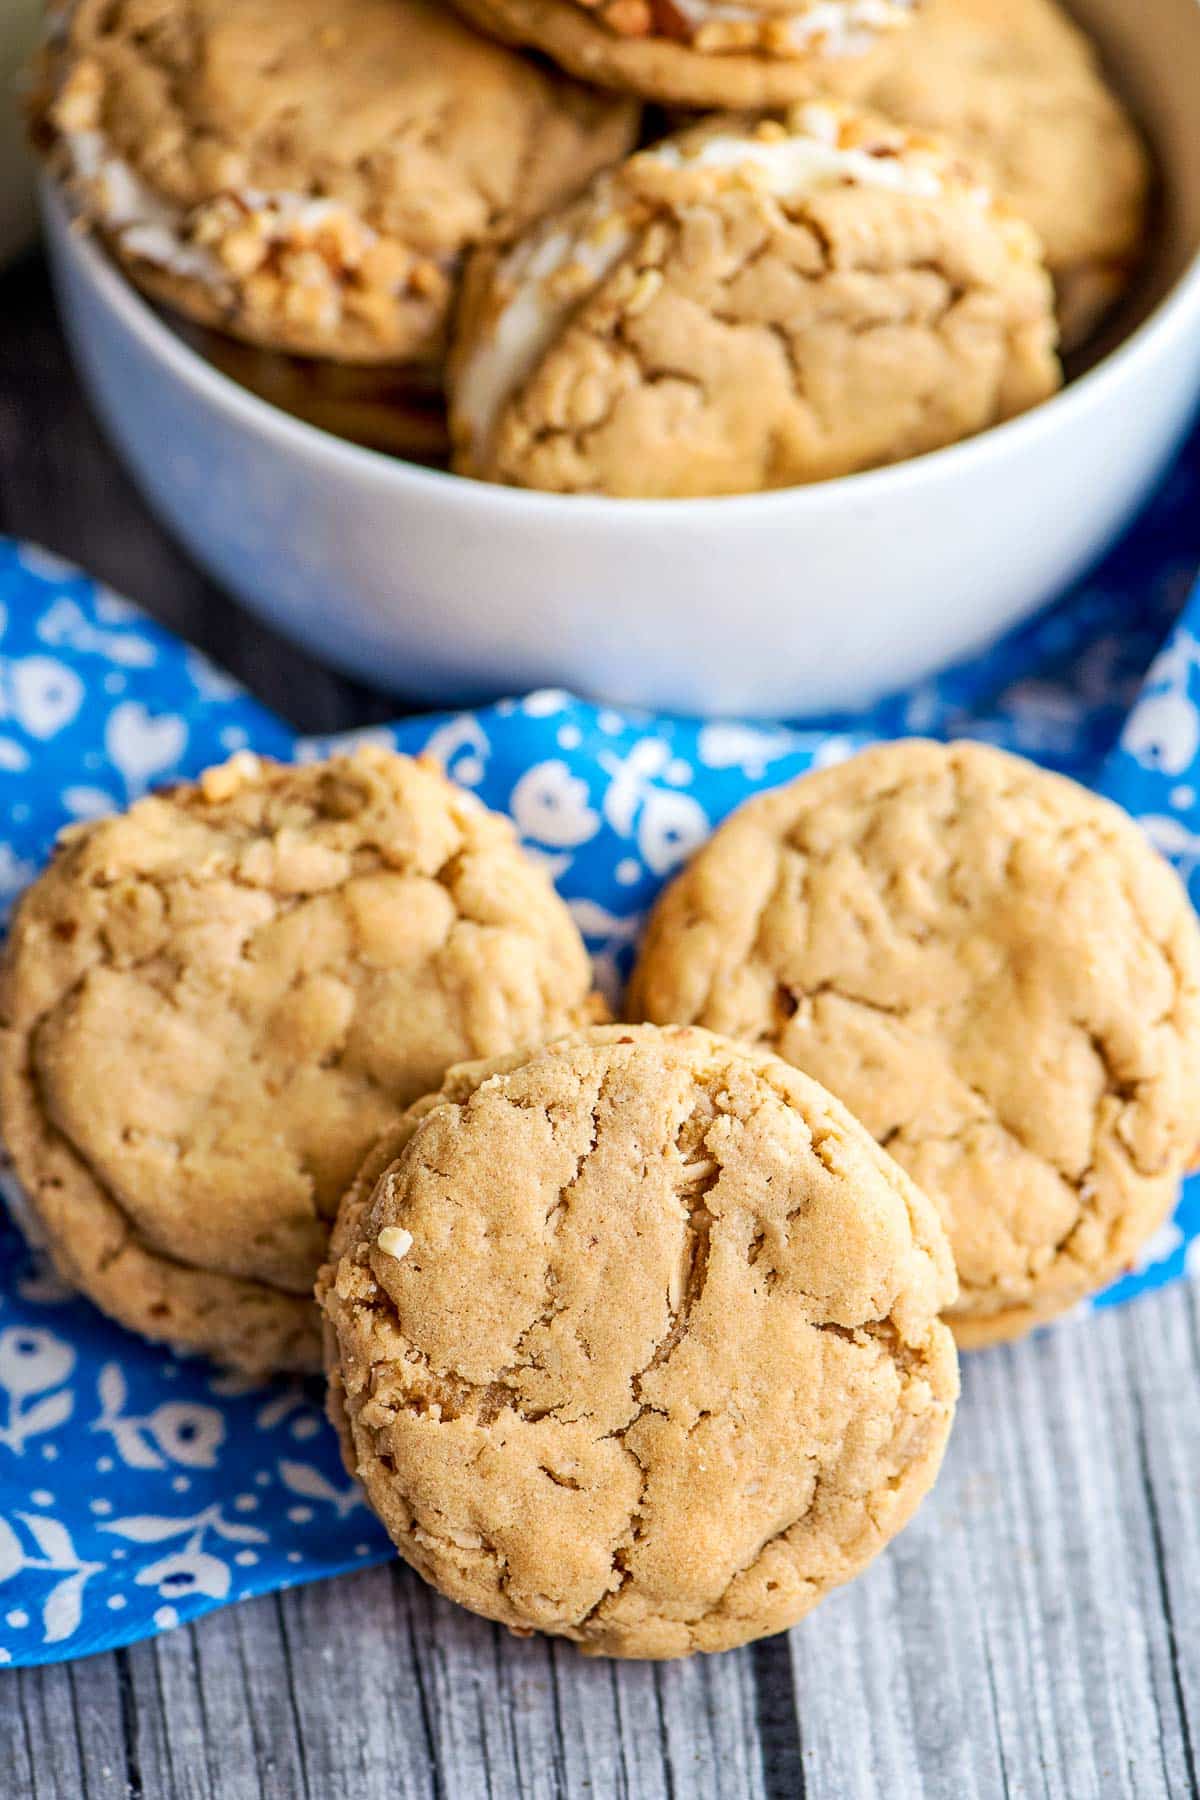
xmin=65 ymin=129 xmax=227 ymax=282
xmin=455 ymin=112 xmax=947 ymax=456
xmin=644 ymin=123 xmax=944 ymax=202
xmin=61 ymin=126 xmax=381 ymax=290
xmin=455 ymin=179 xmax=632 ymax=456
xmin=668 ymin=0 xmax=917 ymax=56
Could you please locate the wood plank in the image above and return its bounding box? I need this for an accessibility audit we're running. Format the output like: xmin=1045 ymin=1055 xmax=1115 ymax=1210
xmin=655 ymin=1648 xmax=766 ymax=1800
xmin=0 ymin=1670 xmax=38 ymax=1800
xmin=788 ymin=1449 xmax=1005 ymax=1800
xmin=118 ymin=1639 xmax=176 ymax=1800
xmin=15 ymin=1661 xmax=92 ymax=1799
xmin=277 ymin=1563 xmax=439 ymax=1800
xmin=783 ymin=1289 xmax=1200 ymax=1800
xmin=65 ymin=1653 xmax=135 ymax=1799
xmin=1122 ymin=1284 xmax=1200 ymax=1796
xmin=572 ymin=1648 xmax=665 ymax=1792
xmin=141 ymin=1619 xmax=221 ymax=1800
xmin=969 ymin=1314 xmax=1142 ymax=1799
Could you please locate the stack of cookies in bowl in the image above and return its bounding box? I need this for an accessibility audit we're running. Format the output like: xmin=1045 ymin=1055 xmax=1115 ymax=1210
xmin=4 ymin=735 xmax=1199 ymax=1656
xmin=32 ymin=0 xmax=1149 ymax=495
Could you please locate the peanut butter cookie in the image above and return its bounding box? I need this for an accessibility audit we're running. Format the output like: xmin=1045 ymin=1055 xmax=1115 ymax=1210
xmin=449 ymin=102 xmax=1060 ymax=497
xmin=34 ymin=0 xmax=639 ymax=363
xmin=447 ymin=0 xmax=921 ymax=110
xmin=319 ymin=1023 xmax=958 ymax=1656
xmin=865 ymin=0 xmax=1150 ymax=350
xmin=629 ymin=742 xmax=1200 ymax=1346
xmin=0 ymin=748 xmax=601 ymax=1373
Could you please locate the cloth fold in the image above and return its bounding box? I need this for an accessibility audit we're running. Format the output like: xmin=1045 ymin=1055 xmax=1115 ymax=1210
xmin=0 ymin=420 xmax=1198 ymax=1664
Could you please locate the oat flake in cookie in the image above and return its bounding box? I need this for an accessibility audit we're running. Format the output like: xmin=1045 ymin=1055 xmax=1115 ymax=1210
xmin=865 ymin=0 xmax=1151 ymax=351
xmin=449 ymin=102 xmax=1061 ymax=498
xmin=0 ymin=748 xmax=602 ymax=1374
xmin=628 ymin=742 xmax=1200 ymax=1347
xmin=33 ymin=0 xmax=640 ymax=363
xmin=318 ymin=1024 xmax=958 ymax=1657
xmin=448 ymin=0 xmax=923 ymax=110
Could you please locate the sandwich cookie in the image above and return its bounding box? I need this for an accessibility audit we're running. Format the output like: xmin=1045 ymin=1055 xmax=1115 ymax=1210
xmin=34 ymin=0 xmax=640 ymax=362
xmin=447 ymin=0 xmax=924 ymax=110
xmin=450 ymin=102 xmax=1061 ymax=497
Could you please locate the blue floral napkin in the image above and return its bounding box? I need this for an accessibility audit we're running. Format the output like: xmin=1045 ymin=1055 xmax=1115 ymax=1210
xmin=1 ymin=420 xmax=1199 ymax=1666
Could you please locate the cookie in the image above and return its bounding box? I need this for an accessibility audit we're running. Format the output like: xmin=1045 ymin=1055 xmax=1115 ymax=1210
xmin=865 ymin=0 xmax=1151 ymax=350
xmin=175 ymin=324 xmax=451 ymax=464
xmin=448 ymin=102 xmax=1061 ymax=498
xmin=0 ymin=748 xmax=602 ymax=1373
xmin=448 ymin=0 xmax=921 ymax=109
xmin=628 ymin=742 xmax=1200 ymax=1347
xmin=318 ymin=1023 xmax=958 ymax=1656
xmin=34 ymin=0 xmax=639 ymax=363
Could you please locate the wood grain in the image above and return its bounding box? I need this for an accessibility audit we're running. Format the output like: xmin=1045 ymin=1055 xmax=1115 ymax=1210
xmin=1 ymin=249 xmax=1199 ymax=1800
xmin=6 ymin=1284 xmax=1200 ymax=1800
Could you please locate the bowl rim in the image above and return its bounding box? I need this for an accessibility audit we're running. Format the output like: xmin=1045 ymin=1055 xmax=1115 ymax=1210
xmin=42 ymin=174 xmax=1200 ymax=525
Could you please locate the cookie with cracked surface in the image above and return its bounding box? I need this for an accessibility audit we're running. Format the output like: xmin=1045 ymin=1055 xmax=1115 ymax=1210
xmin=627 ymin=742 xmax=1200 ymax=1347
xmin=447 ymin=0 xmax=921 ymax=109
xmin=864 ymin=0 xmax=1151 ymax=351
xmin=449 ymin=101 xmax=1060 ymax=497
xmin=32 ymin=0 xmax=639 ymax=363
xmin=0 ymin=748 xmax=602 ymax=1374
xmin=318 ymin=1023 xmax=958 ymax=1657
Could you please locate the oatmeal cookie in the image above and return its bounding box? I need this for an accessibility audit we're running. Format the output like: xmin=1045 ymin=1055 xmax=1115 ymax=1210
xmin=449 ymin=102 xmax=1060 ymax=497
xmin=33 ymin=0 xmax=639 ymax=362
xmin=319 ymin=1023 xmax=958 ymax=1656
xmin=628 ymin=742 xmax=1200 ymax=1345
xmin=0 ymin=747 xmax=601 ymax=1372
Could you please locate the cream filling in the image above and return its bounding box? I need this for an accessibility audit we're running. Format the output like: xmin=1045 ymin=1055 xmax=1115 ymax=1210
xmin=64 ymin=129 xmax=229 ymax=283
xmin=668 ymin=0 xmax=917 ymax=55
xmin=455 ymin=177 xmax=633 ymax=458
xmin=455 ymin=113 xmax=946 ymax=456
xmin=644 ymin=120 xmax=944 ymax=201
xmin=61 ymin=127 xmax=394 ymax=291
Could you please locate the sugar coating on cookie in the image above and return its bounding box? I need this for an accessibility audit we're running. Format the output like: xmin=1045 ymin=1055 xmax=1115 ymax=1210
xmin=34 ymin=0 xmax=639 ymax=362
xmin=319 ymin=1024 xmax=958 ymax=1656
xmin=449 ymin=0 xmax=921 ymax=108
xmin=449 ymin=102 xmax=1060 ymax=497
xmin=628 ymin=742 xmax=1200 ymax=1346
xmin=864 ymin=0 xmax=1150 ymax=349
xmin=0 ymin=748 xmax=600 ymax=1373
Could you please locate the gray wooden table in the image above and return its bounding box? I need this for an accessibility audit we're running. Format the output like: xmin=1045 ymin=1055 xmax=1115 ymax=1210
xmin=1 ymin=252 xmax=1198 ymax=1800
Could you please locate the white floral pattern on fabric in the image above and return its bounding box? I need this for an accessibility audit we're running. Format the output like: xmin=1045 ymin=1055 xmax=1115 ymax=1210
xmin=0 ymin=422 xmax=1199 ymax=1666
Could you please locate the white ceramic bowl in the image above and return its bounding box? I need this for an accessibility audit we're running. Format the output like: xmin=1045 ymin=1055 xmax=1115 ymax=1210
xmin=42 ymin=0 xmax=1200 ymax=718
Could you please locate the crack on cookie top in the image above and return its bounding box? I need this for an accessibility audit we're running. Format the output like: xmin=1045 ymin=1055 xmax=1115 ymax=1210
xmin=324 ymin=1027 xmax=956 ymax=1652
xmin=0 ymin=749 xmax=595 ymax=1370
xmin=630 ymin=744 xmax=1200 ymax=1327
xmin=455 ymin=108 xmax=1054 ymax=497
